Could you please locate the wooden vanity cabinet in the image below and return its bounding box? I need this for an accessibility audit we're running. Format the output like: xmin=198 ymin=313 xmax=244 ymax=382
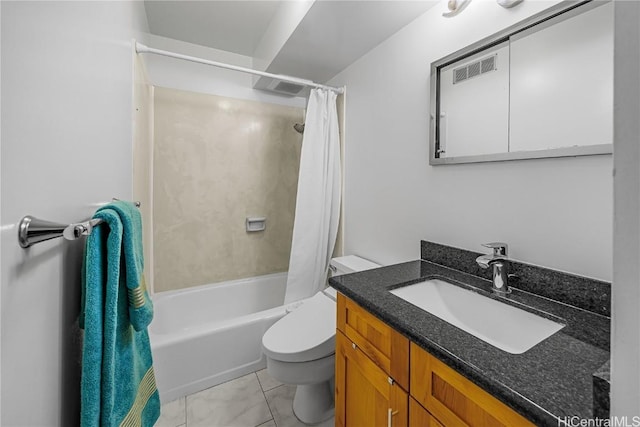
xmin=337 ymin=293 xmax=409 ymax=389
xmin=336 ymin=293 xmax=536 ymax=427
xmin=335 ymin=331 xmax=408 ymax=427
xmin=410 ymin=344 xmax=535 ymax=427
xmin=410 ymin=398 xmax=445 ymax=427
xmin=336 ymin=293 xmax=409 ymax=427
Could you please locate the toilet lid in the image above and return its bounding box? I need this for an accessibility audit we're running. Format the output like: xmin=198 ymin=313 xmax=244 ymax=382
xmin=262 ymin=291 xmax=336 ymax=363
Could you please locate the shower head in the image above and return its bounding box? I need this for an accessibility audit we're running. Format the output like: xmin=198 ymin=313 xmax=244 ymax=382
xmin=293 ymin=123 xmax=305 ymax=134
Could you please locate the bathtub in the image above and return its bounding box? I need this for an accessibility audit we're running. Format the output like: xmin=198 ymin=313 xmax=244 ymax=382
xmin=149 ymin=272 xmax=289 ymax=403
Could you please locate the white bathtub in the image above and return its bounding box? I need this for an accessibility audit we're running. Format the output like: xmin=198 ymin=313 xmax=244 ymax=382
xmin=149 ymin=272 xmax=289 ymax=403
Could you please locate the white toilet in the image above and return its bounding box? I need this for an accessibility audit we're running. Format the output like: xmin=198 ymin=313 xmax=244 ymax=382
xmin=262 ymin=255 xmax=380 ymax=424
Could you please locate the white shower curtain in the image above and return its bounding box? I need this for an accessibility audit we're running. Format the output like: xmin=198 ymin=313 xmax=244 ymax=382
xmin=284 ymin=89 xmax=341 ymax=303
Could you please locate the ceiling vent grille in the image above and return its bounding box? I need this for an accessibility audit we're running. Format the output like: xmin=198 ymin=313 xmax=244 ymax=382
xmin=453 ymin=53 xmax=498 ymax=84
xmin=268 ymin=80 xmax=306 ymax=95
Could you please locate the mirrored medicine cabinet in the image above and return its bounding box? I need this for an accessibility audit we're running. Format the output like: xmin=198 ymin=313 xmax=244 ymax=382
xmin=429 ymin=0 xmax=613 ymax=165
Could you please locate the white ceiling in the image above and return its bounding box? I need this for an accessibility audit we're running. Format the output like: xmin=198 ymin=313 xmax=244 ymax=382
xmin=144 ymin=0 xmax=438 ymax=84
xmin=144 ymin=1 xmax=282 ymax=57
xmin=264 ymin=1 xmax=438 ymax=83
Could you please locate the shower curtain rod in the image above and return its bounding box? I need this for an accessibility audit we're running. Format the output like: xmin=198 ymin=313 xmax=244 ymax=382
xmin=135 ymin=42 xmax=345 ymax=95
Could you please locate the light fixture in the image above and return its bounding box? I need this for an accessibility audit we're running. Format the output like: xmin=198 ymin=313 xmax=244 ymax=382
xmin=443 ymin=0 xmax=472 ymax=17
xmin=497 ymin=0 xmax=523 ymax=8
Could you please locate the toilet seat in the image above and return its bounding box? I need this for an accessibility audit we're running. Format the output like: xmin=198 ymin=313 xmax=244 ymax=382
xmin=262 ymin=291 xmax=336 ymax=363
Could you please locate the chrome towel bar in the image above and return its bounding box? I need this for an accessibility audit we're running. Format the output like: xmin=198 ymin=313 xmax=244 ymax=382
xmin=17 ymin=200 xmax=141 ymax=249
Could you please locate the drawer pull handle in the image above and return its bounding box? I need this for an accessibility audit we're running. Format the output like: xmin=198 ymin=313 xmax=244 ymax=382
xmin=352 ymin=342 xmax=356 ymax=350
xmin=387 ymin=376 xmax=394 ymax=385
xmin=387 ymin=408 xmax=399 ymax=427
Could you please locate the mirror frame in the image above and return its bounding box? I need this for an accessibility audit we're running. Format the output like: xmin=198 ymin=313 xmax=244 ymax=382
xmin=429 ymin=0 xmax=613 ymax=165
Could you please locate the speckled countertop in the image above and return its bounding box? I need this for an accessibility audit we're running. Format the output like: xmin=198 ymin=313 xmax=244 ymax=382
xmin=329 ymin=258 xmax=610 ymax=426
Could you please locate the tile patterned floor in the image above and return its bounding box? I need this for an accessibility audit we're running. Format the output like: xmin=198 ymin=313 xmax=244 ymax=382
xmin=155 ymin=369 xmax=335 ymax=427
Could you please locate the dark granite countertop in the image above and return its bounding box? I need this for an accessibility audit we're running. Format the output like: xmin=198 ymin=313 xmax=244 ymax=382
xmin=329 ymin=259 xmax=610 ymax=426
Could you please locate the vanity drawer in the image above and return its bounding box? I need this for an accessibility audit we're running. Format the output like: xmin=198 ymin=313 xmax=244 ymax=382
xmin=336 ymin=330 xmax=408 ymax=427
xmin=410 ymin=343 xmax=535 ymax=427
xmin=337 ymin=293 xmax=409 ymax=390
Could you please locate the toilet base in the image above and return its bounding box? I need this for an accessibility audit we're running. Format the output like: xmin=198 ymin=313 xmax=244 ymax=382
xmin=266 ymin=356 xmax=335 ymax=424
xmin=292 ymin=380 xmax=335 ymax=424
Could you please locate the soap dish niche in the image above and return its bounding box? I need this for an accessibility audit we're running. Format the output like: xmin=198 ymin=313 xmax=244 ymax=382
xmin=246 ymin=217 xmax=266 ymax=232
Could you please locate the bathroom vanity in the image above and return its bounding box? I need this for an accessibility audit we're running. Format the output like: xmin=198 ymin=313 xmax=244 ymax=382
xmin=335 ymin=293 xmax=534 ymax=427
xmin=330 ymin=241 xmax=611 ymax=426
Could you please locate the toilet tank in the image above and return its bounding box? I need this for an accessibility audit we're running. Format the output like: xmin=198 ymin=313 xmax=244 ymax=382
xmin=329 ymin=255 xmax=380 ymax=277
xmin=324 ymin=256 xmax=379 ymax=301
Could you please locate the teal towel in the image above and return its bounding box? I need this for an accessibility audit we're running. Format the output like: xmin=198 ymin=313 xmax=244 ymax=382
xmin=80 ymin=200 xmax=160 ymax=427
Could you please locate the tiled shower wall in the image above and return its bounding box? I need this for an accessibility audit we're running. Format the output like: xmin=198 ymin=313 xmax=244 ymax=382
xmin=152 ymin=87 xmax=304 ymax=292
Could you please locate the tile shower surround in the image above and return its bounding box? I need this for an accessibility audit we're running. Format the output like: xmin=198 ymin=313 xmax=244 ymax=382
xmin=329 ymin=240 xmax=611 ymax=425
xmin=153 ymin=87 xmax=304 ymax=292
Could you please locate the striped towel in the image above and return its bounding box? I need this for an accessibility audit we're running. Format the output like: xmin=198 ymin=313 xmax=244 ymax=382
xmin=80 ymin=200 xmax=160 ymax=426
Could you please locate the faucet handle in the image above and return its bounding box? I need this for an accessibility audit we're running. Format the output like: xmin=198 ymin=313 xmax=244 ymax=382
xmin=481 ymin=242 xmax=508 ymax=257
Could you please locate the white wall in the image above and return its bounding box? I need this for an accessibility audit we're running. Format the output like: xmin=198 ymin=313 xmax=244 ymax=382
xmin=0 ymin=1 xmax=3 ymax=421
xmin=142 ymin=33 xmax=307 ymax=108
xmin=611 ymin=1 xmax=640 ymax=417
xmin=330 ymin=0 xmax=613 ymax=282
xmin=1 ymin=2 xmax=149 ymax=425
xmin=252 ymin=0 xmax=315 ymax=73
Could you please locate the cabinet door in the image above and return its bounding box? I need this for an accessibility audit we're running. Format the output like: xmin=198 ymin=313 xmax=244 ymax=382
xmin=409 ymin=398 xmax=444 ymax=427
xmin=410 ymin=344 xmax=535 ymax=427
xmin=337 ymin=293 xmax=409 ymax=390
xmin=336 ymin=330 xmax=408 ymax=427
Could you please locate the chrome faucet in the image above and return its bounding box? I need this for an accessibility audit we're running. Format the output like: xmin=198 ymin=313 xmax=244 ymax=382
xmin=476 ymin=242 xmax=511 ymax=295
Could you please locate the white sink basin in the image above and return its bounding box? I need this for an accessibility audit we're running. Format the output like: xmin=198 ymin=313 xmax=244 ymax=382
xmin=390 ymin=279 xmax=564 ymax=354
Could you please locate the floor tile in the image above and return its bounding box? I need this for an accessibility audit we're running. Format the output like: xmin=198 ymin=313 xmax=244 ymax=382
xmin=155 ymin=397 xmax=186 ymax=427
xmin=256 ymin=368 xmax=284 ymax=392
xmin=264 ymin=385 xmax=302 ymax=427
xmin=186 ymin=373 xmax=272 ymax=427
xmin=265 ymin=384 xmax=336 ymax=427
xmin=257 ymin=421 xmax=277 ymax=427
